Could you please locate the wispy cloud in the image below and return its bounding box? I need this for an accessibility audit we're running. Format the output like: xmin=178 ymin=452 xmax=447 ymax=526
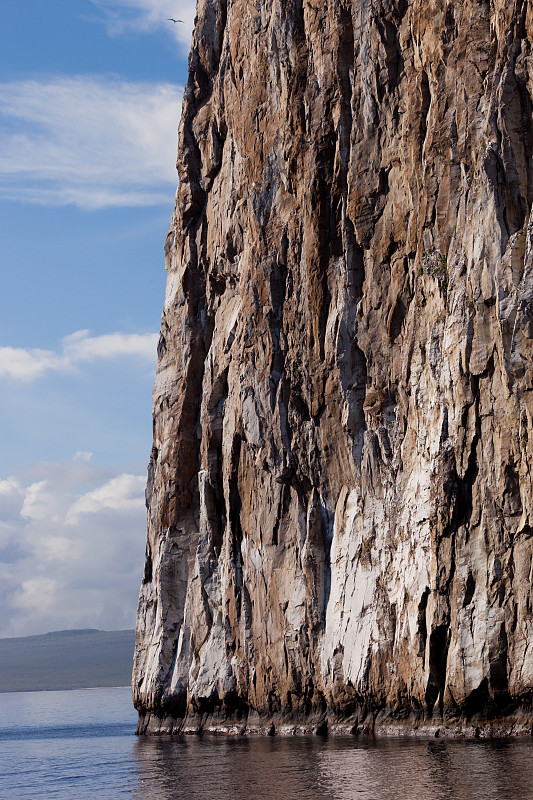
xmin=66 ymin=474 xmax=146 ymax=523
xmin=0 ymin=330 xmax=158 ymax=382
xmin=90 ymin=0 xmax=196 ymax=50
xmin=0 ymin=76 xmax=182 ymax=209
xmin=0 ymin=347 xmax=65 ymax=382
xmin=0 ymin=458 xmax=147 ymax=636
xmin=63 ymin=330 xmax=158 ymax=362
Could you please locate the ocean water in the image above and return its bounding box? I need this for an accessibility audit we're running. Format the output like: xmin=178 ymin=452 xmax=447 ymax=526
xmin=2 ymin=687 xmax=533 ymax=800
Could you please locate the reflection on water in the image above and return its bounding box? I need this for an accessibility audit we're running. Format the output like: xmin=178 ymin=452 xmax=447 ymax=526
xmin=2 ymin=689 xmax=533 ymax=800
xmin=130 ymin=735 xmax=533 ymax=800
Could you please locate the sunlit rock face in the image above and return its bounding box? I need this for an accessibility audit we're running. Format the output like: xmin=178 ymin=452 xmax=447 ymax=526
xmin=133 ymin=0 xmax=533 ymax=736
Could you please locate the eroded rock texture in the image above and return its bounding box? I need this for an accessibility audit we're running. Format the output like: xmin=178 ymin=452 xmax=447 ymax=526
xmin=133 ymin=0 xmax=533 ymax=735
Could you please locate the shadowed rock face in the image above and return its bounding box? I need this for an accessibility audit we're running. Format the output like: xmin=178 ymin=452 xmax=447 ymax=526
xmin=133 ymin=0 xmax=533 ymax=735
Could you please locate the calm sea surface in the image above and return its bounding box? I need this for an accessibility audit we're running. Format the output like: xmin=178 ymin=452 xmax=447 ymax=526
xmin=2 ymin=687 xmax=533 ymax=799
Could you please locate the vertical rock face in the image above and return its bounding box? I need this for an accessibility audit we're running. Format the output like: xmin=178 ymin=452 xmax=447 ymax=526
xmin=133 ymin=0 xmax=533 ymax=734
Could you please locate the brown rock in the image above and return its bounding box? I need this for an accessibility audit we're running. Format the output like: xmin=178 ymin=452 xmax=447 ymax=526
xmin=133 ymin=0 xmax=533 ymax=736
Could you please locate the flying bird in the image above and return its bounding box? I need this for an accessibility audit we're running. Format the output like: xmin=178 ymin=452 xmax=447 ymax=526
xmin=167 ymin=18 xmax=185 ymax=22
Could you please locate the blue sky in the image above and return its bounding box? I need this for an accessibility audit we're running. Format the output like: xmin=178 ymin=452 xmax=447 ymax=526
xmin=0 ymin=0 xmax=196 ymax=636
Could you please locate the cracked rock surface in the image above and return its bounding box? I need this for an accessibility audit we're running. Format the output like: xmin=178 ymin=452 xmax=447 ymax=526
xmin=133 ymin=0 xmax=533 ymax=735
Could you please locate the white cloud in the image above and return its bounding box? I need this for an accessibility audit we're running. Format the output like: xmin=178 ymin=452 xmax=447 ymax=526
xmin=0 ymin=76 xmax=182 ymax=208
xmin=0 ymin=329 xmax=158 ymax=382
xmin=90 ymin=0 xmax=196 ymax=50
xmin=74 ymin=451 xmax=94 ymax=462
xmin=0 ymin=458 xmax=148 ymax=636
xmin=66 ymin=474 xmax=146 ymax=523
xmin=0 ymin=346 xmax=65 ymax=382
xmin=63 ymin=330 xmax=158 ymax=362
xmin=0 ymin=479 xmax=25 ymax=525
xmin=21 ymin=481 xmax=57 ymax=522
xmin=14 ymin=578 xmax=59 ymax=614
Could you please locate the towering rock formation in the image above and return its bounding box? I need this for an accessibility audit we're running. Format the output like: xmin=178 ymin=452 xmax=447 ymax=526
xmin=133 ymin=0 xmax=533 ymax=735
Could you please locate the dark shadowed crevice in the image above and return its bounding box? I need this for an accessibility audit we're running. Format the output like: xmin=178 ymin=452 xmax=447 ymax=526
xmin=142 ymin=546 xmax=153 ymax=585
xmin=489 ymin=623 xmax=510 ymax=700
xmin=425 ymin=624 xmax=449 ymax=717
xmin=387 ymin=296 xmax=407 ymax=341
xmin=463 ymin=572 xmax=476 ymax=608
xmin=419 ymin=70 xmax=431 ymax=154
xmin=417 ymin=587 xmax=430 ymax=657
xmin=229 ymin=433 xmax=244 ymax=614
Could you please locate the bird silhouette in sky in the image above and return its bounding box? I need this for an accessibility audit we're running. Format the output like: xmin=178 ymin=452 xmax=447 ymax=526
xmin=167 ymin=18 xmax=185 ymax=22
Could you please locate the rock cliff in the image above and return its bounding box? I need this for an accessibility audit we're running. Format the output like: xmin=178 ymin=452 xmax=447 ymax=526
xmin=133 ymin=0 xmax=533 ymax=736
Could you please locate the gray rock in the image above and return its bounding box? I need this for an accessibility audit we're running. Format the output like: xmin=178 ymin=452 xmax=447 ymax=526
xmin=133 ymin=0 xmax=533 ymax=736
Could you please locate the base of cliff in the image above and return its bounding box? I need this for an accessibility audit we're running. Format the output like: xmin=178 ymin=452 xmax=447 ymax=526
xmin=135 ymin=709 xmax=533 ymax=739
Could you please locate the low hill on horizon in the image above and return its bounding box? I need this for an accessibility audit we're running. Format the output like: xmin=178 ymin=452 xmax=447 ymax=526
xmin=0 ymin=628 xmax=135 ymax=693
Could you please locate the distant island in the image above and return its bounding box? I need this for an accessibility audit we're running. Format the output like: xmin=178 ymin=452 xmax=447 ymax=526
xmin=0 ymin=629 xmax=134 ymax=693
